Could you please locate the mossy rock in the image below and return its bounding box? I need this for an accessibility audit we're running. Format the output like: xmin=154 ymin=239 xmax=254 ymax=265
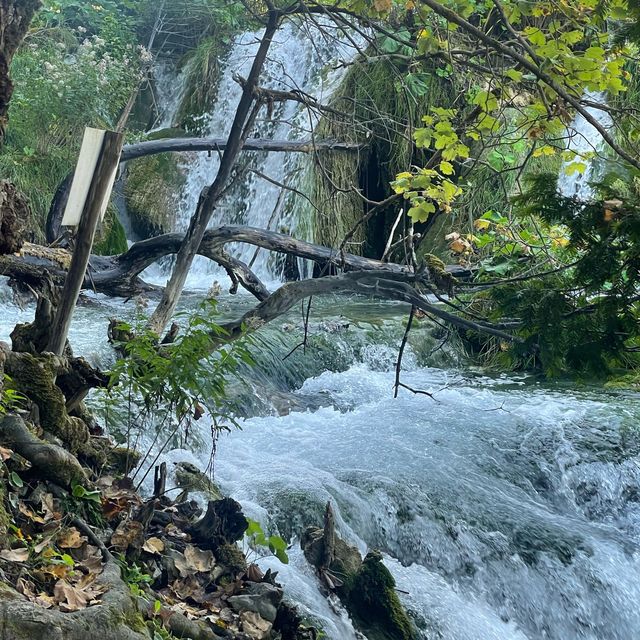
xmin=93 ymin=206 xmax=128 ymax=256
xmin=124 ymin=153 xmax=185 ymax=239
xmin=107 ymin=447 xmax=142 ymax=476
xmin=343 ymin=550 xmax=416 ymax=640
xmin=216 ymin=543 xmax=247 ymax=576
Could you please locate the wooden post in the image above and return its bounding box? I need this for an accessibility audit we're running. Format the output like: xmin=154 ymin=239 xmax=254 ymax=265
xmin=47 ymin=130 xmax=124 ymax=355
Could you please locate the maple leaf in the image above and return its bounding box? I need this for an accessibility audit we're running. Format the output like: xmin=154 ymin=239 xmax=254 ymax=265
xmin=142 ymin=537 xmax=165 ymax=555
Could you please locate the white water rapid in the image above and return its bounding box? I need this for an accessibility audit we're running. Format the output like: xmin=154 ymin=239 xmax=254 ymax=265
xmin=3 ymin=277 xmax=639 ymax=640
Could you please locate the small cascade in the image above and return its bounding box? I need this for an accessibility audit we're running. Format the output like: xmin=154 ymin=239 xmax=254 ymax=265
xmin=151 ymin=61 xmax=188 ymax=131
xmin=154 ymin=21 xmax=359 ymax=288
xmin=558 ymin=91 xmax=613 ymax=199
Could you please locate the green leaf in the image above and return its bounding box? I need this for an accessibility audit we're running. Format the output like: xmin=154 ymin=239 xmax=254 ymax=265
xmin=9 ymin=472 xmax=23 ymax=488
xmin=72 ymin=484 xmax=87 ymax=498
xmin=440 ymin=160 xmax=455 ymax=176
xmin=505 ymin=69 xmax=523 ymax=82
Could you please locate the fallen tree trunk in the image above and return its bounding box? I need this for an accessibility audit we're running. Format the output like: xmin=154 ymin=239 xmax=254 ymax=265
xmin=0 ymin=227 xmax=514 ymax=344
xmin=120 ymin=136 xmax=362 ymax=162
xmin=1 ymin=226 xmax=469 ymax=297
xmin=216 ymin=270 xmax=522 ymax=344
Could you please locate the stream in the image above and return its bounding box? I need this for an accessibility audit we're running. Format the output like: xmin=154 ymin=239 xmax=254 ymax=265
xmin=2 ymin=281 xmax=640 ymax=640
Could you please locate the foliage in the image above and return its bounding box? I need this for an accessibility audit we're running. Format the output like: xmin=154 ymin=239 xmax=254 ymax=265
xmin=244 ymin=518 xmax=289 ymax=564
xmin=330 ymin=0 xmax=640 ymax=232
xmin=2 ymin=18 xmax=145 ymax=232
xmin=0 ymin=376 xmax=25 ymax=417
xmin=459 ymin=171 xmax=640 ymax=376
xmin=99 ymin=299 xmax=252 ymax=462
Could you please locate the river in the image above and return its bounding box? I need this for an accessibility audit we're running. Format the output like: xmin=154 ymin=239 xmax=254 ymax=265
xmin=1 ymin=281 xmax=639 ymax=640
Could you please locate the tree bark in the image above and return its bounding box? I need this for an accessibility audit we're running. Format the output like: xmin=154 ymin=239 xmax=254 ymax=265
xmin=0 ymin=0 xmax=40 ymax=146
xmin=121 ymin=136 xmax=360 ymax=162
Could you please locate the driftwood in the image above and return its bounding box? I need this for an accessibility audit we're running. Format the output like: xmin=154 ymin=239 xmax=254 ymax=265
xmin=215 ymin=270 xmax=521 ymax=344
xmin=187 ymin=498 xmax=248 ymax=551
xmin=0 ymin=224 xmax=516 ymax=345
xmin=0 ymin=225 xmax=465 ymax=296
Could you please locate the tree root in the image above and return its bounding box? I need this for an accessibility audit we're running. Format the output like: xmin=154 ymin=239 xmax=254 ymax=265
xmin=0 ymin=414 xmax=87 ymax=488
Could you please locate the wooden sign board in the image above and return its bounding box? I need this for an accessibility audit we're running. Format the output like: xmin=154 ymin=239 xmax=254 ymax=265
xmin=61 ymin=127 xmax=118 ymax=226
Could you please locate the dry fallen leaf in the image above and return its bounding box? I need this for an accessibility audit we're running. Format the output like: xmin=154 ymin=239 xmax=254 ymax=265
xmin=33 ymin=593 xmax=56 ymax=609
xmin=142 ymin=536 xmax=165 ymax=555
xmin=40 ymin=493 xmax=58 ymax=522
xmin=110 ymin=519 xmax=144 ymax=551
xmin=57 ymin=527 xmax=87 ymax=549
xmin=18 ymin=503 xmax=46 ymax=524
xmin=53 ymin=578 xmax=105 ymax=612
xmin=0 ymin=548 xmax=29 ymax=562
xmin=33 ymin=531 xmax=57 ymax=554
xmin=184 ymin=544 xmax=215 ymax=573
xmin=39 ymin=563 xmax=72 ymax=580
xmin=0 ymin=446 xmax=13 ymax=461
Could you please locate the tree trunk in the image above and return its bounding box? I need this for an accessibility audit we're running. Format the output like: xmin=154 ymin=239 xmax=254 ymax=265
xmin=0 ymin=0 xmax=41 ymax=146
xmin=147 ymin=10 xmax=281 ymax=335
xmin=120 ymin=136 xmax=361 ymax=162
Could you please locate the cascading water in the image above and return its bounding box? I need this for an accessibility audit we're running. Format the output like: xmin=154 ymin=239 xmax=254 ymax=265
xmin=558 ymin=91 xmax=613 ymax=200
xmin=146 ymin=21 xmax=360 ymax=289
xmin=4 ymin=21 xmax=640 ymax=640
xmin=2 ymin=283 xmax=640 ymax=639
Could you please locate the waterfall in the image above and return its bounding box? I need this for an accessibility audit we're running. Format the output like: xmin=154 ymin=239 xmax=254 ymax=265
xmin=147 ymin=21 xmax=360 ymax=289
xmin=558 ymin=91 xmax=613 ymax=200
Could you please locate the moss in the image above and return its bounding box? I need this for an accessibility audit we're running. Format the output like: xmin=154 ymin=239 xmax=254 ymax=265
xmin=343 ymin=550 xmax=415 ymax=640
xmin=108 ymin=447 xmax=142 ymax=476
xmin=5 ymin=353 xmax=89 ymax=451
xmin=124 ymin=153 xmax=185 ymax=239
xmin=175 ymin=37 xmax=224 ymax=133
xmin=93 ymin=206 xmax=128 ymax=256
xmin=312 ymin=52 xmax=455 ymax=257
xmin=423 ymin=253 xmax=456 ymax=294
xmin=215 ymin=543 xmax=247 ymax=575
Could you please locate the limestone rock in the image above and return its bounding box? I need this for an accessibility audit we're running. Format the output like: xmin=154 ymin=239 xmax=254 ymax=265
xmin=228 ymin=581 xmax=283 ymax=623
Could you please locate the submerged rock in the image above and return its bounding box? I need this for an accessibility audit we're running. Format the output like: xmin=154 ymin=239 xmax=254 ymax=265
xmin=346 ymin=550 xmax=415 ymax=640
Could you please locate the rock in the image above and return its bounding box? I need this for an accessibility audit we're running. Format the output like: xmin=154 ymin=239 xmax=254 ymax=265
xmin=301 ymin=525 xmax=362 ymax=577
xmin=174 ymin=461 xmax=223 ymax=501
xmin=239 ymin=611 xmax=272 ymax=640
xmin=216 ymin=543 xmax=247 ymax=576
xmin=228 ymin=581 xmax=283 ymax=623
xmin=345 ymin=550 xmax=416 ymax=640
xmin=107 ymin=447 xmax=142 ymax=476
xmin=274 ymin=602 xmax=317 ymax=640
